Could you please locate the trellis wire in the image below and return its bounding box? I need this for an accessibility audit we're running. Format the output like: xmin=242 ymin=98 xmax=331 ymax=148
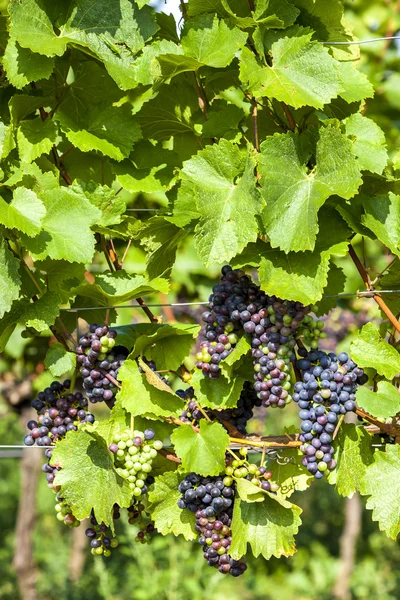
xmin=58 ymin=289 xmax=400 ymax=313
xmin=323 ymin=36 xmax=400 ymax=45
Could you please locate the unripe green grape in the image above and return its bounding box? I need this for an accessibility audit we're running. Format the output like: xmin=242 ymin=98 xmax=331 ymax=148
xmin=128 ymin=446 xmax=138 ymax=455
xmin=110 ymin=539 xmax=119 ymax=548
xmin=103 ymin=549 xmax=112 ymax=557
xmin=153 ymin=440 xmax=163 ymax=450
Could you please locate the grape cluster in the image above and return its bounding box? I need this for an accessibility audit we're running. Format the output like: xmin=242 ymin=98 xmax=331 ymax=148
xmin=294 ymin=350 xmax=367 ymax=478
xmin=54 ymin=493 xmax=79 ymax=528
xmin=108 ymin=428 xmax=163 ymax=498
xmin=85 ymin=507 xmax=120 ymax=556
xmin=179 ymin=383 xmax=261 ymax=435
xmin=224 ymin=449 xmax=280 ymax=493
xmin=196 ymin=266 xmax=253 ymax=378
xmin=177 ymin=473 xmax=247 ymax=576
xmin=76 ymin=324 xmax=126 ymax=405
xmin=197 ymin=266 xmax=324 ymax=409
xmin=24 ymin=380 xmax=94 ymax=447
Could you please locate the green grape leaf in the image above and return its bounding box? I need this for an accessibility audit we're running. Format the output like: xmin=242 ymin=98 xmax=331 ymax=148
xmin=254 ymin=0 xmax=299 ymax=27
xmin=178 ymin=140 xmax=262 ymax=267
xmin=9 ymin=0 xmax=68 ymax=57
xmin=0 ymin=188 xmax=46 ymax=237
xmin=328 ymin=424 xmax=374 ymax=497
xmin=71 ymin=181 xmax=126 ymax=228
xmin=111 ymin=142 xmax=178 ymax=194
xmin=220 ymin=335 xmax=252 ymax=379
xmin=337 ymin=62 xmax=375 ymax=103
xmin=191 ymin=369 xmax=246 ymax=409
xmin=117 ymin=359 xmax=183 ymax=417
xmin=0 ymin=300 xmax=28 ymax=352
xmin=0 ymin=237 xmax=21 ymax=319
xmin=57 ymin=102 xmax=142 ymax=162
xmin=126 ymin=323 xmax=200 ymax=371
xmin=148 ymin=471 xmax=197 ymax=540
xmin=356 ymin=382 xmax=400 ymax=420
xmin=234 ymin=206 xmax=350 ymax=304
xmin=73 ymin=270 xmax=168 ymax=306
xmin=44 ymin=342 xmax=77 ymax=377
xmin=239 ymin=32 xmax=342 ymax=109
xmin=136 ymin=217 xmax=187 ymax=280
xmin=201 ymin=102 xmax=244 ymax=142
xmin=230 ymin=494 xmax=302 ymax=560
xmin=17 ymin=117 xmax=59 ymax=164
xmin=52 ymin=428 xmax=132 ymax=528
xmin=20 ymin=291 xmax=60 ymax=332
xmin=259 ymin=126 xmax=362 ymax=252
xmin=360 ymin=445 xmax=400 ymax=539
xmin=362 ymin=193 xmax=400 ymax=257
xmin=350 ymin=323 xmax=400 ymax=379
xmin=181 ymin=15 xmax=247 ymax=68
xmin=235 ymin=478 xmax=269 ymax=503
xmin=345 ymin=113 xmax=388 ymax=175
xmin=316 ymin=262 xmax=347 ymax=316
xmin=21 ymin=187 xmax=101 ymax=263
xmin=3 ymin=37 xmax=55 ymax=89
xmin=171 ymin=420 xmax=229 ymax=476
xmin=60 ymin=1 xmax=158 ymax=90
xmin=272 ymin=448 xmax=313 ymax=500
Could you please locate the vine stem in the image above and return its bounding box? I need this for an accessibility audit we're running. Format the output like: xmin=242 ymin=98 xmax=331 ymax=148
xmin=349 ymin=245 xmax=400 ymax=334
xmin=251 ymin=98 xmax=260 ymax=151
xmin=281 ymin=102 xmax=296 ymax=131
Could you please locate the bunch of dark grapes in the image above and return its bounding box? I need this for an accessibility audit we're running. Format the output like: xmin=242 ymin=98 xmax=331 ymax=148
xmin=177 ymin=473 xmax=247 ymax=576
xmin=76 ymin=324 xmax=127 ymax=405
xmin=196 ymin=266 xmax=254 ymax=379
xmin=85 ymin=507 xmax=120 ymax=556
xmin=179 ymin=383 xmax=261 ymax=435
xmin=197 ymin=266 xmax=323 ymax=409
xmin=127 ymin=502 xmax=156 ymax=544
xmin=24 ymin=380 xmax=94 ymax=447
xmin=294 ymin=350 xmax=367 ymax=479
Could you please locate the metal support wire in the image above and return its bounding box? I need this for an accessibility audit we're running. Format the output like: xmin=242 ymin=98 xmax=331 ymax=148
xmin=57 ymin=290 xmax=400 ymax=313
xmin=323 ymin=36 xmax=400 ymax=45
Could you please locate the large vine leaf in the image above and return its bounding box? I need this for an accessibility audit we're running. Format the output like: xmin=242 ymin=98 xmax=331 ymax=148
xmin=362 ymin=193 xmax=400 ymax=257
xmin=20 ymin=291 xmax=60 ymax=332
xmin=230 ymin=494 xmax=302 ymax=560
xmin=181 ymin=15 xmax=247 ymax=68
xmin=51 ymin=428 xmax=132 ymax=527
xmin=0 ymin=237 xmax=21 ymax=319
xmin=3 ymin=36 xmax=55 ymax=89
xmin=171 ymin=420 xmax=229 ymax=476
xmin=20 ymin=187 xmax=101 ymax=263
xmin=178 ymin=140 xmax=262 ymax=266
xmin=239 ymin=31 xmax=342 ymax=109
xmin=147 ymin=472 xmax=197 ymax=540
xmin=190 ymin=369 xmax=246 ymax=409
xmin=356 ymin=382 xmax=400 ymax=420
xmin=360 ymin=445 xmax=400 ymax=540
xmin=44 ymin=342 xmax=76 ymax=377
xmin=0 ymin=188 xmax=46 ymax=237
xmin=350 ymin=323 xmax=400 ymax=379
xmin=72 ymin=270 xmax=168 ymax=306
xmin=328 ymin=424 xmax=374 ymax=498
xmin=121 ymin=323 xmax=200 ymax=371
xmin=344 ymin=113 xmax=388 ymax=175
xmin=258 ymin=126 xmax=362 ymax=253
xmin=117 ymin=359 xmax=184 ymax=417
xmin=252 ymin=208 xmax=350 ymax=304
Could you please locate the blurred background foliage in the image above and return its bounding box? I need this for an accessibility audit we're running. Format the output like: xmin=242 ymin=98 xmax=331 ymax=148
xmin=2 ymin=0 xmax=400 ymax=598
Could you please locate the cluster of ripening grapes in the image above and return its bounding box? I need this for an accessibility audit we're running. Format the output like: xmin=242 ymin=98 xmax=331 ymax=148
xmin=224 ymin=447 xmax=280 ymax=493
xmin=196 ymin=266 xmax=323 ymax=408
xmin=75 ymin=324 xmax=127 ymax=405
xmin=177 ymin=473 xmax=247 ymax=576
xmin=24 ymin=380 xmax=94 ymax=448
xmin=108 ymin=428 xmax=163 ymax=497
xmin=294 ymin=349 xmax=367 ymax=478
xmin=85 ymin=505 xmax=120 ymax=556
xmin=178 ymin=382 xmax=261 ymax=435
